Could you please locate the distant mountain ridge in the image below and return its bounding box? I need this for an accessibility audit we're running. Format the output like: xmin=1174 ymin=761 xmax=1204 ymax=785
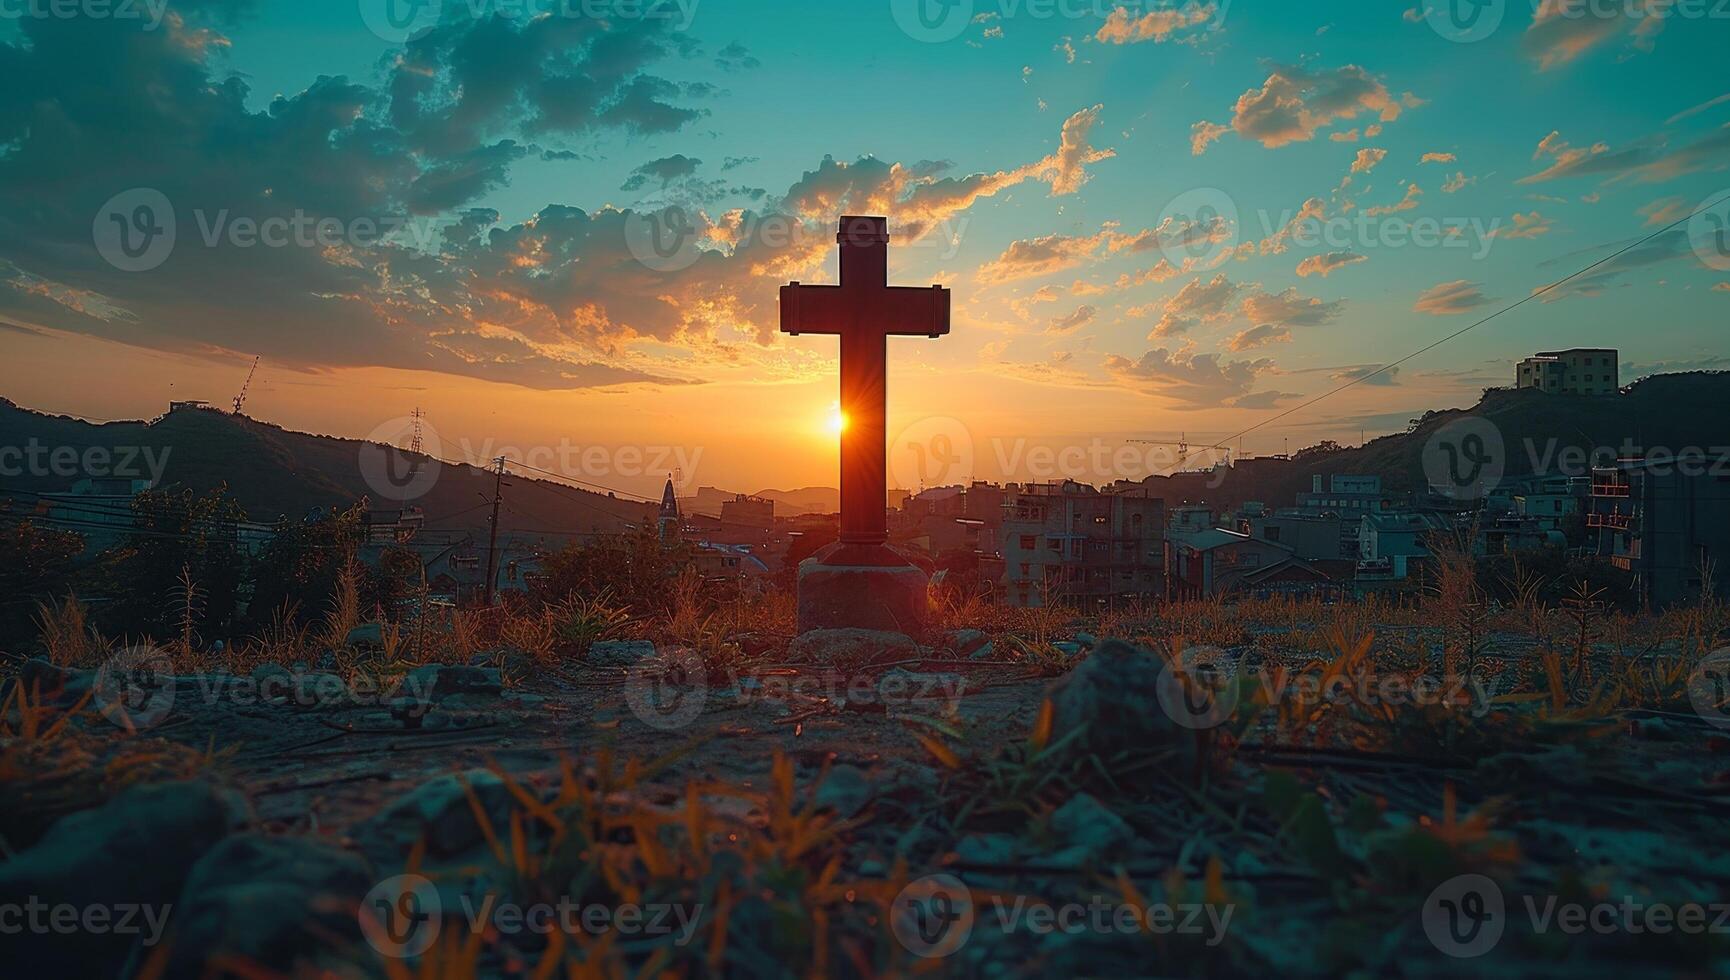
xmin=0 ymin=399 xmax=654 ymax=538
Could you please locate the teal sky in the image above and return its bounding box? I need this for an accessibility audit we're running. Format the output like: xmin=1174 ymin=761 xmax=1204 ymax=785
xmin=0 ymin=1 xmax=1726 ymax=490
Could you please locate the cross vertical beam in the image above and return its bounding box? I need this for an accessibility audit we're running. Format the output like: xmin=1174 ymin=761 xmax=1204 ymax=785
xmin=780 ymin=216 xmax=951 ymax=556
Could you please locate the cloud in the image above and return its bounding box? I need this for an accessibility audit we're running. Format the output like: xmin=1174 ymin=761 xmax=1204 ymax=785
xmin=1241 ymin=286 xmax=1346 ymax=329
xmin=1102 ymin=347 xmax=1283 ymax=409
xmin=1195 ymin=63 xmax=1417 ymax=152
xmin=1351 ymin=148 xmax=1388 ymax=174
xmin=1363 ymin=183 xmax=1423 ymax=216
xmin=1226 ymin=324 xmax=1290 ymax=350
xmin=978 ymin=215 xmax=1228 ymax=284
xmin=781 ymin=105 xmax=1115 ymax=243
xmin=1669 ymin=93 xmax=1730 ymax=125
xmin=1142 ymin=273 xmax=1244 ymax=337
xmin=1519 ymin=126 xmax=1730 ymax=185
xmin=1539 ymin=228 xmax=1697 ymax=302
xmin=1095 ymin=2 xmax=1219 ymax=44
xmin=1259 ymin=198 xmax=1327 ymax=255
xmin=1489 ymin=211 xmax=1555 ymax=239
xmin=620 ymin=154 xmax=703 ymax=191
xmin=0 ymin=16 xmax=1139 ymax=392
xmin=1414 ymin=280 xmax=1495 ymax=315
xmin=1524 ymin=0 xmax=1671 ymax=71
xmin=1637 ymin=196 xmax=1690 ymax=227
xmin=1047 ymin=304 xmax=1098 ymax=333
xmin=1716 ymin=283 xmax=1730 ymax=293
xmin=1332 ymin=364 xmax=1401 ymax=386
xmin=1441 ymin=171 xmax=1475 ymax=193
xmin=714 ymin=41 xmax=761 ymax=72
xmin=1042 ymin=104 xmax=1118 ymax=194
xmin=1295 ymin=251 xmax=1367 ymax=278
xmin=1421 ymin=151 xmax=1457 ymax=164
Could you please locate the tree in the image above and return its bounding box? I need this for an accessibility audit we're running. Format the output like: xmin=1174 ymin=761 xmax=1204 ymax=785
xmin=99 ymin=485 xmax=247 ymax=641
xmin=0 ymin=521 xmax=85 ymax=639
xmin=534 ymin=527 xmax=693 ymax=616
xmin=247 ymin=504 xmax=367 ymax=630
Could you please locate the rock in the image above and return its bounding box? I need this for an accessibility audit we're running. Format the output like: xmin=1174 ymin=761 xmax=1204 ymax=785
xmin=344 ymin=623 xmax=385 ymax=648
xmin=363 ymin=770 xmax=515 ymax=857
xmin=163 ymin=834 xmax=371 ymax=979
xmin=292 ymin=672 xmax=351 ymax=707
xmin=1075 ymin=632 xmax=1098 ymax=649
xmin=1043 ymin=640 xmax=1182 ymax=759
xmin=13 ymin=657 xmax=94 ymax=703
xmin=875 ymin=667 xmax=964 ymax=712
xmin=403 ymin=664 xmax=502 ymax=700
xmin=731 ymin=632 xmax=780 ymax=657
xmin=1053 ymin=641 xmax=1084 ymax=658
xmin=1049 ymin=793 xmax=1134 ymax=864
xmin=946 ymin=629 xmax=990 ymax=657
xmin=786 ymin=629 xmax=920 ymax=668
xmin=814 ymin=764 xmax=874 ymax=819
xmin=0 ymin=781 xmax=248 ymax=974
xmin=587 ymin=640 xmax=658 ymax=667
xmin=251 ymin=662 xmax=292 ymax=685
xmin=955 ymin=832 xmax=1020 ymax=865
xmin=969 ymin=641 xmax=996 ymax=661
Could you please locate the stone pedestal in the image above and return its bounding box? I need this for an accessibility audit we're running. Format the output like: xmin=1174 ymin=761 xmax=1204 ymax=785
xmin=795 ymin=541 xmax=930 ymax=636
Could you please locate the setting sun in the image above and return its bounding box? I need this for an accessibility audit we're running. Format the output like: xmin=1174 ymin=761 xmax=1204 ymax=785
xmin=828 ymin=407 xmax=849 ymax=435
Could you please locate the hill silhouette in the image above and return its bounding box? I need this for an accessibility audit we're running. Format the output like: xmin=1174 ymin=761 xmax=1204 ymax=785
xmin=1127 ymin=372 xmax=1730 ymax=509
xmin=0 ymin=399 xmax=655 ymax=537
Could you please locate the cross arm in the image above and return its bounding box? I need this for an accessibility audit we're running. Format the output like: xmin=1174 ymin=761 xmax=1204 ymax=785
xmin=780 ymin=283 xmax=951 ymax=338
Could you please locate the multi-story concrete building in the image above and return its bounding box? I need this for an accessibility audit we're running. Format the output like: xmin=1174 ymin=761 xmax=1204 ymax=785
xmin=1165 ymin=526 xmax=1335 ymax=600
xmin=1000 ymin=481 xmax=1163 ymax=607
xmin=1590 ymin=453 xmax=1730 ymax=605
xmin=1516 ymin=348 xmax=1619 ymax=395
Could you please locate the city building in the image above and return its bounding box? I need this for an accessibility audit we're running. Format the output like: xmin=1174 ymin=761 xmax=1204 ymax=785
xmin=1000 ymin=481 xmax=1163 ymax=608
xmin=1590 ymin=452 xmax=1730 ymax=605
xmin=1165 ymin=526 xmax=1334 ymax=600
xmin=719 ymin=493 xmax=775 ymax=529
xmin=1359 ymin=511 xmax=1454 ymax=580
xmin=1293 ymin=474 xmax=1406 ymax=555
xmin=1245 ymin=512 xmax=1350 ymax=561
xmin=1515 ymin=348 xmax=1620 ymax=395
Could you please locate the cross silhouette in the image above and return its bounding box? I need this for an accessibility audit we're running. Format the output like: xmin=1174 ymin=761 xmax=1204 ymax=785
xmin=781 ymin=216 xmax=950 ymax=554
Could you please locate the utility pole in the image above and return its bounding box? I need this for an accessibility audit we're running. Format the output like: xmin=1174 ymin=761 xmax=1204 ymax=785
xmin=483 ymin=456 xmax=506 ymax=606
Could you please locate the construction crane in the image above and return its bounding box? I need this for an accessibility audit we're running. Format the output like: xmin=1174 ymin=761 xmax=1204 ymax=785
xmin=1128 ymin=433 xmax=1234 ymax=467
xmin=232 ymin=356 xmax=260 ymax=415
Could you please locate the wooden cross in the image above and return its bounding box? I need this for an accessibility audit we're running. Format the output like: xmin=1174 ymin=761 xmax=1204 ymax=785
xmin=781 ymin=216 xmax=951 ymax=551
